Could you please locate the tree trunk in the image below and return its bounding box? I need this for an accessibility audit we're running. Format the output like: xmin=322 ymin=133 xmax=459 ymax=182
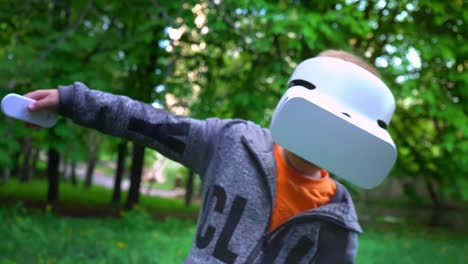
xmin=3 ymin=100 xmax=13 ymax=183
xmin=84 ymin=154 xmax=97 ymax=188
xmin=47 ymin=148 xmax=60 ymax=202
xmin=20 ymin=137 xmax=33 ymax=182
xmin=420 ymin=176 xmax=445 ymax=235
xmin=185 ymin=170 xmax=195 ymax=206
xmin=112 ymin=141 xmax=127 ymax=204
xmin=84 ymin=131 xmax=101 ymax=188
xmin=11 ymin=150 xmax=21 ymax=178
xmin=125 ymin=143 xmax=144 ymax=210
xmin=70 ymin=161 xmax=77 ymax=186
xmin=425 ymin=177 xmax=441 ymax=208
xmin=2 ymin=169 xmax=9 ymax=184
xmin=61 ymin=158 xmax=68 ymax=180
xmin=31 ymin=148 xmax=40 ymax=178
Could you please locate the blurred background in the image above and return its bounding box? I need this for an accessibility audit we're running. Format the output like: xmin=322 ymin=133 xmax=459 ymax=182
xmin=0 ymin=0 xmax=466 ymax=263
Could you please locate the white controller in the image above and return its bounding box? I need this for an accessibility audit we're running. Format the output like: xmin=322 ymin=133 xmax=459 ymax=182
xmin=1 ymin=93 xmax=58 ymax=128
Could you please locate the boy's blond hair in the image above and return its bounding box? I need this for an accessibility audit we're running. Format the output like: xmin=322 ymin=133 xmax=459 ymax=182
xmin=319 ymin=49 xmax=381 ymax=79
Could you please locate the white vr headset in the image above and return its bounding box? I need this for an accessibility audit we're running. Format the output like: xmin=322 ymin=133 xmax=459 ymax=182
xmin=271 ymin=56 xmax=397 ymax=189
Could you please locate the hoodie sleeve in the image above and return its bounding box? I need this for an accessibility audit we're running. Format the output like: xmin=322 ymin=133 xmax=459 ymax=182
xmin=57 ymin=82 xmax=227 ymax=176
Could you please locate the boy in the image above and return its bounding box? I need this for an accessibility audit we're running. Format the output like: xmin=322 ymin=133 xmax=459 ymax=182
xmin=26 ymin=50 xmax=389 ymax=263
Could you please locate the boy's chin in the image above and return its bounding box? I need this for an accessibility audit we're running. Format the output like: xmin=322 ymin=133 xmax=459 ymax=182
xmin=286 ymin=148 xmax=321 ymax=170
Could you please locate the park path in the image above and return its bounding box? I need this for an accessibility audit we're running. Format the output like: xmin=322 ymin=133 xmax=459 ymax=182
xmin=74 ymin=165 xmax=185 ymax=198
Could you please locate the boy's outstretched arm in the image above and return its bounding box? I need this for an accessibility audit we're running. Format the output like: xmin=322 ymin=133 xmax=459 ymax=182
xmin=26 ymin=82 xmax=226 ymax=176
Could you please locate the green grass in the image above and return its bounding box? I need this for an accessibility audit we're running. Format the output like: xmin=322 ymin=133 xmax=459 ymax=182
xmin=1 ymin=204 xmax=466 ymax=264
xmin=0 ymin=179 xmax=466 ymax=263
xmin=0 ymin=204 xmax=195 ymax=264
xmin=0 ymin=178 xmax=199 ymax=218
xmin=357 ymin=224 xmax=467 ymax=264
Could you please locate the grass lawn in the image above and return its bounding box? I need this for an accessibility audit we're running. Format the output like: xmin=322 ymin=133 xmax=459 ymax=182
xmin=357 ymin=224 xmax=467 ymax=264
xmin=0 ymin=178 xmax=199 ymax=219
xmin=0 ymin=178 xmax=466 ymax=263
xmin=0 ymin=204 xmax=195 ymax=264
xmin=1 ymin=205 xmax=466 ymax=264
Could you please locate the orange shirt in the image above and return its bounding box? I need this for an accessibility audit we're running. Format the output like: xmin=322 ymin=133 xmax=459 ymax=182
xmin=269 ymin=144 xmax=337 ymax=232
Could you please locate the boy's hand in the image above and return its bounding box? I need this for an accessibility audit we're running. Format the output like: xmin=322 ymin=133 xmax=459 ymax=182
xmin=23 ymin=89 xmax=59 ymax=130
xmin=24 ymin=89 xmax=59 ymax=112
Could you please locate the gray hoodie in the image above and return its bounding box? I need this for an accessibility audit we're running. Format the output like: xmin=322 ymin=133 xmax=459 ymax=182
xmin=58 ymin=82 xmax=362 ymax=264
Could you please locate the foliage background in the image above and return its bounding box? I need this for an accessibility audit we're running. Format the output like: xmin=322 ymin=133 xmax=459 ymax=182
xmin=1 ymin=0 xmax=466 ymax=205
xmin=0 ymin=0 xmax=466 ymax=262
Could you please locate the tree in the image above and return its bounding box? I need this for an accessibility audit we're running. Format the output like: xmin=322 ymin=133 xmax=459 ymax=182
xmin=47 ymin=148 xmax=60 ymax=203
xmin=349 ymin=0 xmax=468 ymax=206
xmin=84 ymin=131 xmax=101 ymax=188
xmin=166 ymin=0 xmax=466 ymax=207
xmin=185 ymin=170 xmax=195 ymax=206
xmin=0 ymin=0 xmax=465 ymax=208
xmin=20 ymin=137 xmax=33 ymax=182
xmin=111 ymin=141 xmax=127 ymax=204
